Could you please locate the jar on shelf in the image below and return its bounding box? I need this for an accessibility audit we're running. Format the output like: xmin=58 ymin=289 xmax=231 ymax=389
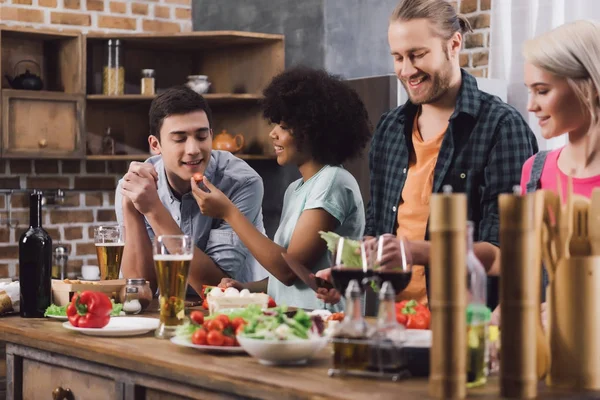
xmin=119 ymin=278 xmax=153 ymax=312
xmin=122 ymin=287 xmax=142 ymax=315
xmin=103 ymin=39 xmax=125 ymax=95
xmin=141 ymin=69 xmax=155 ymax=96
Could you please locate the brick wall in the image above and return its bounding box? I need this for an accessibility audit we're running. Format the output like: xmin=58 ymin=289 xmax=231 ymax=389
xmin=0 ymin=0 xmax=192 ymax=33
xmin=0 ymin=160 xmax=128 ymax=279
xmin=453 ymin=0 xmax=492 ymax=78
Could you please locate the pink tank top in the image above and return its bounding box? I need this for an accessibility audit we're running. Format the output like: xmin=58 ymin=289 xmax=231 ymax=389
xmin=520 ymin=147 xmax=600 ymax=199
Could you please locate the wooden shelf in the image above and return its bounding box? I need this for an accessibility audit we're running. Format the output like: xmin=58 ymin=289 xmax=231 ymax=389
xmin=86 ymin=93 xmax=263 ymax=105
xmin=85 ymin=31 xmax=284 ymax=51
xmin=86 ymin=154 xmax=151 ymax=161
xmin=86 ymin=153 xmax=276 ymax=161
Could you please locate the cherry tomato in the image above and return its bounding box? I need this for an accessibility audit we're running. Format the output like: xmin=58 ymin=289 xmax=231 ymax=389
xmin=216 ymin=314 xmax=230 ymax=328
xmin=206 ymin=319 xmax=224 ymax=332
xmin=202 ymin=298 xmax=209 ymax=310
xmin=223 ymin=336 xmax=235 ymax=347
xmin=235 ymin=324 xmax=246 ymax=336
xmin=191 ymin=329 xmax=207 ymax=345
xmin=268 ymin=296 xmax=277 ymax=308
xmin=193 ymin=173 xmax=204 ymax=183
xmin=190 ymin=311 xmax=204 ymax=325
xmin=231 ymin=317 xmax=245 ymax=330
xmin=207 ymin=330 xmax=225 ymax=346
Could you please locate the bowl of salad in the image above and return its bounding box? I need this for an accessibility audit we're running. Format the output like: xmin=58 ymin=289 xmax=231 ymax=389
xmin=236 ymin=306 xmax=328 ymax=366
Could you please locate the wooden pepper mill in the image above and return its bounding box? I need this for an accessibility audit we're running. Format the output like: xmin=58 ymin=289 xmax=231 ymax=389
xmin=429 ymin=185 xmax=467 ymax=399
xmin=499 ymin=186 xmax=538 ymax=398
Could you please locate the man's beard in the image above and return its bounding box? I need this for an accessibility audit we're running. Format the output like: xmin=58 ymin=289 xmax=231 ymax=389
xmin=403 ymin=49 xmax=454 ymax=105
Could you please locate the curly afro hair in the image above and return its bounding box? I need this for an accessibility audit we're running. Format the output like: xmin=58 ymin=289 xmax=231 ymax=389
xmin=261 ymin=66 xmax=372 ymax=166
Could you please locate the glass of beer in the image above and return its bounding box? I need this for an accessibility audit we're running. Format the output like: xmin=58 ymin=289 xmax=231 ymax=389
xmin=153 ymin=234 xmax=193 ymax=339
xmin=94 ymin=224 xmax=125 ymax=280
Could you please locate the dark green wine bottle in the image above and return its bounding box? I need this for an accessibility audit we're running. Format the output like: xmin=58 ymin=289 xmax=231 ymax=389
xmin=19 ymin=191 xmax=52 ymax=318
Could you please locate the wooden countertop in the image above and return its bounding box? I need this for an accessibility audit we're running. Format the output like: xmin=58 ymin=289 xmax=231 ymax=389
xmin=0 ymin=310 xmax=597 ymax=400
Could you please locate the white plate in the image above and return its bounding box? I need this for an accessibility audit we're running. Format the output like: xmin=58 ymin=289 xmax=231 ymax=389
xmin=62 ymin=317 xmax=159 ymax=337
xmin=46 ymin=314 xmax=68 ymax=321
xmin=404 ymin=329 xmax=431 ymax=348
xmin=170 ymin=336 xmax=246 ymax=353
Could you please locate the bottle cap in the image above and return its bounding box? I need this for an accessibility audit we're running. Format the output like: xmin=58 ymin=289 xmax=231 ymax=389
xmin=379 ymin=281 xmax=396 ymax=301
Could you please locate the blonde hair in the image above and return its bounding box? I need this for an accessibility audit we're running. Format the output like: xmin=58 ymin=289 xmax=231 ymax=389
xmin=390 ymin=0 xmax=473 ymax=39
xmin=523 ymin=20 xmax=600 ymax=133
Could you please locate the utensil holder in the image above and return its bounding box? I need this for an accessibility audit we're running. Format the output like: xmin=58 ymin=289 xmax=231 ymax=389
xmin=547 ymin=256 xmax=600 ymax=390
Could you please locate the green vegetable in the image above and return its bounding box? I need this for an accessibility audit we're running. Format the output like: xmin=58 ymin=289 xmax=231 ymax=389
xmin=110 ymin=300 xmax=123 ymax=316
xmin=44 ymin=299 xmax=123 ymax=317
xmin=204 ymin=304 xmax=263 ymax=322
xmin=174 ymin=321 xmax=200 ymax=340
xmin=239 ymin=305 xmax=320 ymax=341
xmin=319 ymin=231 xmax=362 ymax=267
xmin=44 ymin=304 xmax=67 ymax=317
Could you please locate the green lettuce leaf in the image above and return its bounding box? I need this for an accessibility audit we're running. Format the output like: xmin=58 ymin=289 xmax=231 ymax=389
xmin=318 ymin=231 xmax=362 ymax=267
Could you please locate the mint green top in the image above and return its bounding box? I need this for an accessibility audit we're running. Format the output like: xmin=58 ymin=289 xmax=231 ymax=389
xmin=267 ymin=165 xmax=365 ymax=311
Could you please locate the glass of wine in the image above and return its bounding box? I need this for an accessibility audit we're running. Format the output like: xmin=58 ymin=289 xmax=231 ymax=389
xmin=153 ymin=234 xmax=193 ymax=339
xmin=368 ymin=234 xmax=413 ymax=295
xmin=330 ymin=236 xmax=369 ymax=295
xmin=94 ymin=224 xmax=125 ymax=280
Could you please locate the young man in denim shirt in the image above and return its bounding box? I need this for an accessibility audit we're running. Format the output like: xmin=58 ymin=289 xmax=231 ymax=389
xmin=115 ymin=86 xmax=267 ymax=295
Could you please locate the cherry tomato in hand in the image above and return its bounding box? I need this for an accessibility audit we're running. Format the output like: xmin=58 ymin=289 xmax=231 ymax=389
xmin=193 ymin=173 xmax=204 ymax=183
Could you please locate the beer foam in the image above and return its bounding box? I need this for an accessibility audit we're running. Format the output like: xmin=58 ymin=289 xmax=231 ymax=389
xmin=153 ymin=254 xmax=193 ymax=261
xmin=95 ymin=242 xmax=125 ymax=246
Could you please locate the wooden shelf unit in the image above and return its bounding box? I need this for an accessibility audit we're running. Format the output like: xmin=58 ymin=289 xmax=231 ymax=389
xmin=0 ymin=26 xmax=284 ymax=160
xmin=84 ymin=31 xmax=283 ymax=159
xmin=86 ymin=153 xmax=276 ymax=161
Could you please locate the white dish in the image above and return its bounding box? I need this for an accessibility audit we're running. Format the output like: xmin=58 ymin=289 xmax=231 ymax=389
xmin=237 ymin=335 xmax=328 ymax=366
xmin=62 ymin=317 xmax=159 ymax=337
xmin=404 ymin=329 xmax=431 ymax=348
xmin=170 ymin=336 xmax=246 ymax=353
xmin=46 ymin=314 xmax=68 ymax=321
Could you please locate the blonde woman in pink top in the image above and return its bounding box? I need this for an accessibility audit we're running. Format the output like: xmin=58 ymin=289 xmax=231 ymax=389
xmin=491 ymin=20 xmax=600 ymax=327
xmin=521 ymin=20 xmax=600 ymax=197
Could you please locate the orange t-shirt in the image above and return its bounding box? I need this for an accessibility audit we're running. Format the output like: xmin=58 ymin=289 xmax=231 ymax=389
xmin=396 ymin=113 xmax=447 ymax=304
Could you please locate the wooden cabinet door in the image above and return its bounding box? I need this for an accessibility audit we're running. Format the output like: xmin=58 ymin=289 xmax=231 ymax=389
xmin=21 ymin=358 xmax=116 ymax=400
xmin=1 ymin=89 xmax=85 ymax=158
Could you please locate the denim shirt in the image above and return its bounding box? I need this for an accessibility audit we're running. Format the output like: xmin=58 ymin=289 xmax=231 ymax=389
xmin=115 ymin=151 xmax=269 ymax=286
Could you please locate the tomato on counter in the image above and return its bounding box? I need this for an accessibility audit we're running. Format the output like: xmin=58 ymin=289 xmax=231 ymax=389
xmin=189 ymin=312 xmax=243 ymax=347
xmin=395 ymin=300 xmax=431 ymax=330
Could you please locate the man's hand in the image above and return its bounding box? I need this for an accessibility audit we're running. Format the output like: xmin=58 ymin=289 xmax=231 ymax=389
xmin=120 ymin=162 xmax=160 ymax=215
xmin=363 ymin=234 xmax=411 ymax=270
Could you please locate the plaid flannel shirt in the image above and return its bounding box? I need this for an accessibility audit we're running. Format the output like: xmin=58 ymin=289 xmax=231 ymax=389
xmin=365 ymin=69 xmax=539 ymax=246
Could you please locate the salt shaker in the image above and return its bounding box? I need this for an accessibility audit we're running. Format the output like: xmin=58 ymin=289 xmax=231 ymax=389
xmin=122 ymin=287 xmax=142 ymax=315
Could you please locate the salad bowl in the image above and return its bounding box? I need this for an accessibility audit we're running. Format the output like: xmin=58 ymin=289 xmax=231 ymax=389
xmin=236 ymin=335 xmax=328 ymax=366
xmin=235 ymin=306 xmax=329 ymax=365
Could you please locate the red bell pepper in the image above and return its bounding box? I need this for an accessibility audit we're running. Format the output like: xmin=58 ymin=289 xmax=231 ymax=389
xmin=66 ymin=291 xmax=112 ymax=328
xmin=395 ymin=299 xmax=431 ymax=330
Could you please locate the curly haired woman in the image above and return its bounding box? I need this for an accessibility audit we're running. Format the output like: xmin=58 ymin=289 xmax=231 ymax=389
xmin=191 ymin=66 xmax=372 ymax=310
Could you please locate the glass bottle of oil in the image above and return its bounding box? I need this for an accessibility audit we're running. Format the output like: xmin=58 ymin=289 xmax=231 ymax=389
xmin=369 ymin=281 xmax=405 ymax=372
xmin=466 ymin=220 xmax=492 ymax=388
xmin=332 ymin=279 xmax=370 ymax=371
